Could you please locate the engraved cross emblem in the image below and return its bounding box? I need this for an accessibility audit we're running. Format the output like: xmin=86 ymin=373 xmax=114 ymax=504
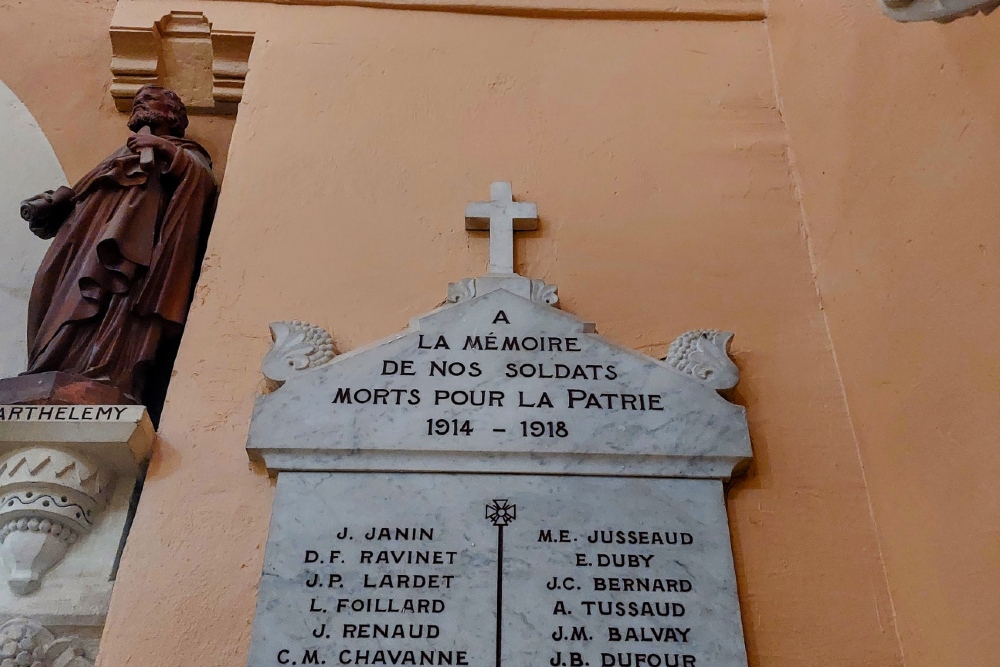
xmin=485 ymin=499 xmax=517 ymax=667
xmin=485 ymin=499 xmax=517 ymax=527
xmin=465 ymin=182 xmax=539 ymax=276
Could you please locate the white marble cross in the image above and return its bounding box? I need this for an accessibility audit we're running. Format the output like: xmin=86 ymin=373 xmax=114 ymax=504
xmin=465 ymin=182 xmax=539 ymax=275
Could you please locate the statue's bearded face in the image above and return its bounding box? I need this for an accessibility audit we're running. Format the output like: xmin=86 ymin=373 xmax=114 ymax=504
xmin=128 ymin=86 xmax=189 ymax=138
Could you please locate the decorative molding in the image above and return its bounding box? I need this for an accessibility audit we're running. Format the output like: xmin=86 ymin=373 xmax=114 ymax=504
xmin=447 ymin=276 xmax=559 ymax=306
xmin=109 ymin=28 xmax=159 ymax=111
xmin=0 ymin=618 xmax=93 ymax=667
xmin=529 ymin=279 xmax=559 ymax=306
xmin=157 ymin=11 xmax=215 ymax=110
xmin=880 ymin=0 xmax=999 ymax=21
xmin=663 ymin=330 xmax=739 ymax=391
xmin=262 ymin=321 xmax=337 ymax=388
xmin=0 ymin=448 xmax=115 ymax=595
xmin=211 ymin=32 xmax=255 ymax=115
xmin=180 ymin=0 xmax=764 ymax=21
xmin=110 ymin=11 xmax=253 ymax=114
xmin=447 ymin=278 xmax=476 ymax=304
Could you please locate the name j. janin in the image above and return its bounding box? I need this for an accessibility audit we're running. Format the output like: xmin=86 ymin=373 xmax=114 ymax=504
xmin=342 ymin=527 xmax=436 ymax=541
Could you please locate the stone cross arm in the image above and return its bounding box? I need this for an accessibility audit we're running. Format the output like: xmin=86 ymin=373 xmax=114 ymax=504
xmin=465 ymin=182 xmax=538 ymax=276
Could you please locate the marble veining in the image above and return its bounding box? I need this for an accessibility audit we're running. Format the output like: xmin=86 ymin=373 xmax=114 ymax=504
xmin=248 ymin=289 xmax=750 ymax=481
xmin=247 ymin=474 xmax=749 ymax=667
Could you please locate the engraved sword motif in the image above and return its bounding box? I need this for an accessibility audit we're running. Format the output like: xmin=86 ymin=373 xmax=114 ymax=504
xmin=485 ymin=500 xmax=517 ymax=667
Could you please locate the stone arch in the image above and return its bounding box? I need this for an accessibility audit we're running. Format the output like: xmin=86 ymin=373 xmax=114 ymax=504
xmin=0 ymin=79 xmax=68 ymax=377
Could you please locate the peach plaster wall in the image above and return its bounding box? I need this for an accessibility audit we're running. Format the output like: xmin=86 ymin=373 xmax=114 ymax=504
xmin=0 ymin=0 xmax=236 ymax=184
xmin=98 ymin=2 xmax=904 ymax=666
xmin=6 ymin=0 xmax=997 ymax=664
xmin=768 ymin=2 xmax=1000 ymax=665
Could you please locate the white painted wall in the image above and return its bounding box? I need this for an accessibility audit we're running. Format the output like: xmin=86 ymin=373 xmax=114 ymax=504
xmin=0 ymin=80 xmax=67 ymax=378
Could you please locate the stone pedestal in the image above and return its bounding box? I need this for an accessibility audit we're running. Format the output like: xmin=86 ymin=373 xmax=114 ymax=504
xmin=0 ymin=373 xmax=134 ymax=407
xmin=0 ymin=404 xmax=153 ymax=664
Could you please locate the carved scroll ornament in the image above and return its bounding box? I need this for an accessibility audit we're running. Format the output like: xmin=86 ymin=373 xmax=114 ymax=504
xmin=663 ymin=330 xmax=740 ymax=391
xmin=881 ymin=0 xmax=999 ymax=21
xmin=447 ymin=277 xmax=559 ymax=306
xmin=262 ymin=321 xmax=337 ymax=388
xmin=0 ymin=618 xmax=93 ymax=667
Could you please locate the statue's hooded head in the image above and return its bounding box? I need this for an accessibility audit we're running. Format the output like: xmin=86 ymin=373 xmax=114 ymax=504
xmin=128 ymin=85 xmax=189 ymax=138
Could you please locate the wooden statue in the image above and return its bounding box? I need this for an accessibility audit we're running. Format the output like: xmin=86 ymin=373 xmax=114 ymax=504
xmin=17 ymin=85 xmax=217 ymax=404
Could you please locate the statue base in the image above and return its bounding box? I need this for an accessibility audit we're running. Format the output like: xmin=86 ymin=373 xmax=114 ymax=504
xmin=0 ymin=372 xmax=134 ymax=406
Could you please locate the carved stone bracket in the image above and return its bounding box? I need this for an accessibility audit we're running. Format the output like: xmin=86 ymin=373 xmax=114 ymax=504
xmin=0 ymin=618 xmax=93 ymax=667
xmin=447 ymin=275 xmax=559 ymax=306
xmin=662 ymin=330 xmax=740 ymax=391
xmin=110 ymin=11 xmax=253 ymax=114
xmin=0 ymin=406 xmax=152 ymax=597
xmin=880 ymin=0 xmax=999 ymax=21
xmin=0 ymin=448 xmax=114 ymax=595
xmin=262 ymin=321 xmax=337 ymax=389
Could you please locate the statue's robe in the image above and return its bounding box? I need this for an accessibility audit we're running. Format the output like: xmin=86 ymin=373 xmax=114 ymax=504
xmin=26 ymin=136 xmax=217 ymax=401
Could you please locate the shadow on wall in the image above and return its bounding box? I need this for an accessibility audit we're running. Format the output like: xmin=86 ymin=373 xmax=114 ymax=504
xmin=0 ymin=79 xmax=68 ymax=379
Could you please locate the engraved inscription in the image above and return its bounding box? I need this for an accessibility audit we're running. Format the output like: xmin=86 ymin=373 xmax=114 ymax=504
xmin=328 ymin=310 xmax=670 ymax=442
xmin=249 ymin=476 xmax=746 ymax=667
xmin=0 ymin=405 xmax=130 ymax=421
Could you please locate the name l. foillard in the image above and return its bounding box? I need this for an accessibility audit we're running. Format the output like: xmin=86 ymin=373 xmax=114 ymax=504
xmin=334 ymin=598 xmax=445 ymax=614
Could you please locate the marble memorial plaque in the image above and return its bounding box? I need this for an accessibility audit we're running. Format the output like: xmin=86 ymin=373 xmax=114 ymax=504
xmin=248 ymin=473 xmax=748 ymax=667
xmin=247 ymin=184 xmax=753 ymax=667
xmin=249 ymin=290 xmax=750 ymax=479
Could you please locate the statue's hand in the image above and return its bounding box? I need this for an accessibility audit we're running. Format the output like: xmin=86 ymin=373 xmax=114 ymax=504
xmin=127 ymin=132 xmax=178 ymax=164
xmin=20 ymin=186 xmax=75 ymax=239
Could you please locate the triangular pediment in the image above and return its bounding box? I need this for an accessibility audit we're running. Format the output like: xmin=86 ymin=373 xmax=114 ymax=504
xmin=248 ymin=289 xmax=751 ymax=479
